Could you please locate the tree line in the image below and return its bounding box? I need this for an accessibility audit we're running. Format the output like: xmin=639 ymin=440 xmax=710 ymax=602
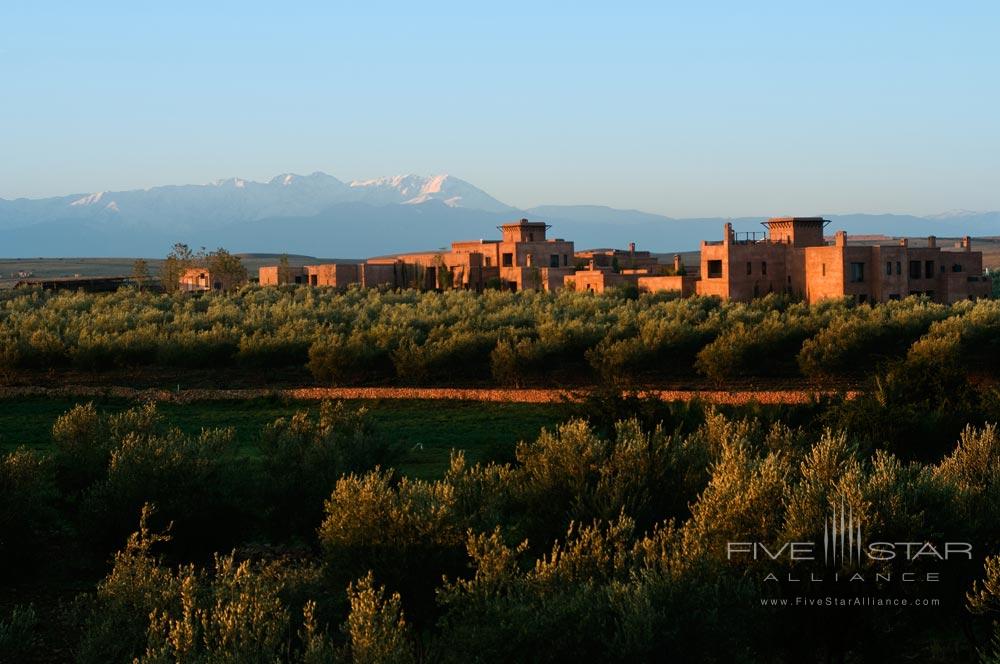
xmin=0 ymin=287 xmax=997 ymax=385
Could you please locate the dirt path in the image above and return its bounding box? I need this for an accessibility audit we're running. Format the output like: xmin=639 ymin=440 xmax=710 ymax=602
xmin=0 ymin=385 xmax=858 ymax=405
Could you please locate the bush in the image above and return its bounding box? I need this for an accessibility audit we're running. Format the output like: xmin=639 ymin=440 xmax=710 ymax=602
xmin=0 ymin=449 xmax=59 ymax=570
xmin=259 ymin=401 xmax=395 ymax=539
xmin=308 ymin=332 xmax=390 ymax=384
xmin=75 ymin=506 xmax=331 ymax=664
xmin=80 ymin=425 xmax=245 ymax=556
xmin=0 ymin=604 xmax=39 ymax=662
xmin=318 ymin=471 xmax=466 ymax=622
xmin=798 ymin=298 xmax=947 ymax=378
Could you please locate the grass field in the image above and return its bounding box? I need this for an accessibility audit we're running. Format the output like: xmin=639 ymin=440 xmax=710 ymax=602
xmin=0 ymin=397 xmax=574 ymax=479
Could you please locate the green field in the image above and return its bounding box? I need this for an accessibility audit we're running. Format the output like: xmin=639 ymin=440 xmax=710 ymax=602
xmin=0 ymin=397 xmax=573 ymax=479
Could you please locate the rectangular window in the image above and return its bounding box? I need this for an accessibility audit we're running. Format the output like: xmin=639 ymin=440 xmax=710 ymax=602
xmin=822 ymin=263 xmax=826 ymax=276
xmin=924 ymin=260 xmax=934 ymax=279
xmin=746 ymin=261 xmax=752 ymax=275
xmin=761 ymin=261 xmax=767 ymax=276
xmin=909 ymin=261 xmax=921 ymax=279
xmin=484 ymin=257 xmax=491 ymax=267
xmin=886 ymin=261 xmax=892 ymax=275
xmin=562 ymin=255 xmax=568 ymax=266
xmin=707 ymin=260 xmax=723 ymax=278
xmin=502 ymin=253 xmax=513 ymax=267
xmin=889 ymin=293 xmax=900 ymax=300
xmin=896 ymin=261 xmax=901 ymax=275
xmin=850 ymin=262 xmax=865 ymax=283
xmin=550 ymin=254 xmax=559 ymax=268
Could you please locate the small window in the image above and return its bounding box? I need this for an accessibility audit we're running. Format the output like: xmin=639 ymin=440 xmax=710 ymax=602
xmin=952 ymin=263 xmax=963 ymax=272
xmin=924 ymin=260 xmax=934 ymax=279
xmin=528 ymin=233 xmax=534 ymax=241
xmin=896 ymin=261 xmax=901 ymax=275
xmin=562 ymin=255 xmax=568 ymax=266
xmin=502 ymin=253 xmax=513 ymax=267
xmin=909 ymin=261 xmax=921 ymax=279
xmin=310 ymin=274 xmax=318 ymax=285
xmin=294 ymin=275 xmax=303 ymax=284
xmin=886 ymin=261 xmax=892 ymax=276
xmin=707 ymin=260 xmax=723 ymax=278
xmin=850 ymin=262 xmax=865 ymax=283
xmin=484 ymin=257 xmax=491 ymax=267
xmin=761 ymin=261 xmax=767 ymax=276
xmin=549 ymin=254 xmax=559 ymax=268
xmin=746 ymin=261 xmax=752 ymax=275
xmin=940 ymin=264 xmax=946 ymax=273
xmin=821 ymin=263 xmax=826 ymax=277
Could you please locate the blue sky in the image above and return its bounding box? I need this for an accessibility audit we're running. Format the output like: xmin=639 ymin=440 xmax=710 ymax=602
xmin=1 ymin=1 xmax=997 ymax=216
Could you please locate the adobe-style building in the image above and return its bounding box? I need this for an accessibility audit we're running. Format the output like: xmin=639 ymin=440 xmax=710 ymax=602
xmin=257 ymin=214 xmax=991 ymax=303
xmin=259 ymin=263 xmax=361 ymax=287
xmin=698 ymin=217 xmax=992 ymax=304
xmin=564 ymin=253 xmax=697 ymax=295
xmin=178 ymin=267 xmax=246 ymax=292
xmin=259 ymin=218 xmax=578 ymax=292
xmin=576 ymin=244 xmax=661 ymax=272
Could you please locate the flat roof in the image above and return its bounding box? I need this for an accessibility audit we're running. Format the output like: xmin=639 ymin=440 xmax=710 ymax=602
xmin=762 ymin=216 xmax=830 ymax=225
xmin=498 ymin=218 xmax=551 ymax=230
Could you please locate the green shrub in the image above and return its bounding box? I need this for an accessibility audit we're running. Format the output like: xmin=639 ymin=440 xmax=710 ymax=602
xmin=0 ymin=448 xmax=59 ymax=570
xmin=80 ymin=425 xmax=244 ymax=556
xmin=260 ymin=401 xmax=395 ymax=539
xmin=308 ymin=332 xmax=390 ymax=384
xmin=0 ymin=604 xmax=39 ymax=662
xmin=318 ymin=470 xmax=466 ymax=622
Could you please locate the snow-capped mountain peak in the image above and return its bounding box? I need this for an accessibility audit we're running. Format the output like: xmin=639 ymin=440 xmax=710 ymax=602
xmin=70 ymin=191 xmax=107 ymax=206
xmin=0 ymin=171 xmax=522 ymax=237
xmin=347 ymin=174 xmax=514 ymax=213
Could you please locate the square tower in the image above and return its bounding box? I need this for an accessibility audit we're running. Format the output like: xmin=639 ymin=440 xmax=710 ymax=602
xmin=499 ymin=218 xmax=550 ymax=243
xmin=763 ymin=217 xmax=829 ymax=248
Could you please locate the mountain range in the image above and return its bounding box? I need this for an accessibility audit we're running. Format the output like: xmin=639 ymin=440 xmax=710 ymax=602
xmin=1 ymin=173 xmax=997 ymax=258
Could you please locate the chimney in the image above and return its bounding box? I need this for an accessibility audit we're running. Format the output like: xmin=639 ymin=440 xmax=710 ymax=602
xmin=927 ymin=235 xmax=936 ymax=248
xmin=723 ymin=222 xmax=733 ymax=246
xmin=673 ymin=254 xmax=683 ymax=273
xmin=629 ymin=242 xmax=636 ymax=255
xmin=962 ymin=236 xmax=971 ymax=252
xmin=835 ymin=230 xmax=847 ymax=247
xmin=899 ymin=238 xmax=908 ymax=247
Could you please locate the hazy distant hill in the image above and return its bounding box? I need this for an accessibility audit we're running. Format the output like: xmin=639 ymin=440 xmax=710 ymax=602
xmin=1 ymin=173 xmax=996 ymax=257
